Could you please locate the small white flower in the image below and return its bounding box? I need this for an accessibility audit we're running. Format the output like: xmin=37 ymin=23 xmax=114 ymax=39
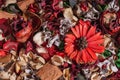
xmin=107 ymin=0 xmax=119 ymax=11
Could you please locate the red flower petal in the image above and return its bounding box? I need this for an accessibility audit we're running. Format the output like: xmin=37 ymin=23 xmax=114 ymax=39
xmin=71 ymin=27 xmax=79 ymax=38
xmin=75 ymin=25 xmax=80 ymax=38
xmin=86 ymin=26 xmax=96 ymax=38
xmin=87 ymin=32 xmax=102 ymax=42
xmin=86 ymin=48 xmax=97 ymax=60
xmin=81 ymin=49 xmax=87 ymax=63
xmin=70 ymin=50 xmax=77 ymax=59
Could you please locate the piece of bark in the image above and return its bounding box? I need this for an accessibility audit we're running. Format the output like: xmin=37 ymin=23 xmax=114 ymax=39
xmin=36 ymin=63 xmax=62 ymax=80
xmin=0 ymin=54 xmax=12 ymax=63
xmin=0 ymin=11 xmax=16 ymax=19
xmin=17 ymin=0 xmax=35 ymax=12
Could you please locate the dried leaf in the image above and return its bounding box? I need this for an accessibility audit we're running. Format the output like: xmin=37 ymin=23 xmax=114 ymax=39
xmin=37 ymin=63 xmax=62 ymax=80
xmin=91 ymin=72 xmax=101 ymax=80
xmin=0 ymin=11 xmax=16 ymax=19
xmin=15 ymin=63 xmax=21 ymax=73
xmin=17 ymin=0 xmax=35 ymax=12
xmin=0 ymin=54 xmax=12 ymax=63
xmin=104 ymin=34 xmax=111 ymax=47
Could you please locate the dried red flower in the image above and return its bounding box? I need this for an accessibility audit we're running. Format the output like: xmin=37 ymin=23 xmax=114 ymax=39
xmin=15 ymin=22 xmax=33 ymax=43
xmin=79 ymin=1 xmax=89 ymax=12
xmin=28 ymin=4 xmax=40 ymax=13
xmin=100 ymin=11 xmax=120 ymax=35
xmin=64 ymin=20 xmax=105 ymax=63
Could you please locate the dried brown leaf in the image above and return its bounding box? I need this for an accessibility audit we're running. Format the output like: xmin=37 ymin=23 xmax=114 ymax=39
xmin=17 ymin=0 xmax=35 ymax=12
xmin=37 ymin=63 xmax=62 ymax=80
xmin=0 ymin=11 xmax=16 ymax=19
xmin=0 ymin=54 xmax=12 ymax=63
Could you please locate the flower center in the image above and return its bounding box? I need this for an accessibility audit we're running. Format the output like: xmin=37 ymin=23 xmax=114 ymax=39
xmin=75 ymin=37 xmax=87 ymax=50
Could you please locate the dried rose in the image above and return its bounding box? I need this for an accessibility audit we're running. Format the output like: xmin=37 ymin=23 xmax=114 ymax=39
xmin=28 ymin=3 xmax=40 ymax=13
xmin=100 ymin=11 xmax=120 ymax=34
xmin=11 ymin=16 xmax=33 ymax=43
xmin=73 ymin=1 xmax=91 ymax=17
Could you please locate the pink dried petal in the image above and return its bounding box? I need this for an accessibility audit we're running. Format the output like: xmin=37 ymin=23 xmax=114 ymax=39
xmin=3 ymin=40 xmax=19 ymax=51
xmin=26 ymin=41 xmax=33 ymax=53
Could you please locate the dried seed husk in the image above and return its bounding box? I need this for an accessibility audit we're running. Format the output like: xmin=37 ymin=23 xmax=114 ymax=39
xmin=15 ymin=62 xmax=21 ymax=74
xmin=51 ymin=55 xmax=64 ymax=66
xmin=33 ymin=56 xmax=45 ymax=64
xmin=91 ymin=72 xmax=101 ymax=80
xmin=63 ymin=68 xmax=70 ymax=80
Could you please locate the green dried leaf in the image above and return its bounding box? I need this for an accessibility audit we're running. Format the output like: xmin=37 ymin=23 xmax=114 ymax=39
xmin=97 ymin=5 xmax=108 ymax=12
xmin=63 ymin=1 xmax=70 ymax=7
xmin=117 ymin=49 xmax=120 ymax=58
xmin=115 ymin=59 xmax=120 ymax=68
xmin=4 ymin=3 xmax=22 ymax=15
xmin=76 ymin=73 xmax=85 ymax=80
xmin=58 ymin=41 xmax=64 ymax=51
xmin=102 ymin=50 xmax=111 ymax=58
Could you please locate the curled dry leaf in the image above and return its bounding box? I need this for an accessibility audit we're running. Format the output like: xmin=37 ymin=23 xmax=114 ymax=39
xmin=10 ymin=73 xmax=17 ymax=80
xmin=0 ymin=54 xmax=12 ymax=63
xmin=0 ymin=71 xmax=10 ymax=79
xmin=91 ymin=72 xmax=101 ymax=80
xmin=25 ymin=11 xmax=42 ymax=31
xmin=34 ymin=56 xmax=46 ymax=64
xmin=29 ymin=55 xmax=46 ymax=69
xmin=63 ymin=8 xmax=78 ymax=24
xmin=51 ymin=55 xmax=64 ymax=66
xmin=104 ymin=34 xmax=112 ymax=48
xmin=15 ymin=62 xmax=21 ymax=74
xmin=63 ymin=68 xmax=70 ymax=80
xmin=0 ymin=11 xmax=17 ymax=19
xmin=17 ymin=0 xmax=35 ymax=12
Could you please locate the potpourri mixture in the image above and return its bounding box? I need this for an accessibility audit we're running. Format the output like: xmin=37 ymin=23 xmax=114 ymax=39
xmin=0 ymin=0 xmax=120 ymax=80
